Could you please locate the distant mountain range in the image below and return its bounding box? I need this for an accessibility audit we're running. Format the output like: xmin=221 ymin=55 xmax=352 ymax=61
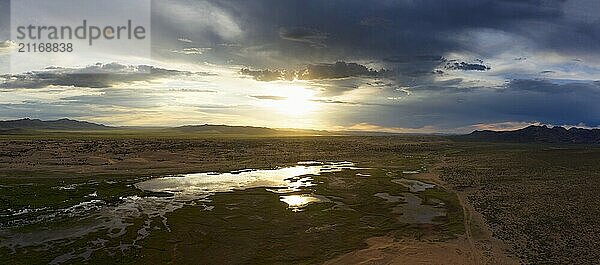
xmin=174 ymin=124 xmax=330 ymax=136
xmin=461 ymin=125 xmax=600 ymax=144
xmin=0 ymin=118 xmax=329 ymax=136
xmin=0 ymin=118 xmax=111 ymax=132
xmin=3 ymin=119 xmax=598 ymax=143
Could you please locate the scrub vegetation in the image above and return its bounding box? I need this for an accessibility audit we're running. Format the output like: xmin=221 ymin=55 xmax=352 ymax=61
xmin=0 ymin=135 xmax=598 ymax=264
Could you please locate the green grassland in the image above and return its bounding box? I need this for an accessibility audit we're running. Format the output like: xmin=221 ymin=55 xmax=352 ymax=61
xmin=0 ymin=135 xmax=599 ymax=264
xmin=0 ymin=135 xmax=462 ymax=264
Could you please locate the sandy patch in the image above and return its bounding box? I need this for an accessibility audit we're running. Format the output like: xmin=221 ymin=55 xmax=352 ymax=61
xmin=325 ymin=236 xmax=479 ymax=265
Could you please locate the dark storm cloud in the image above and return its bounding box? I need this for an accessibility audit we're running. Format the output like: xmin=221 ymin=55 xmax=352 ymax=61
xmin=383 ymin=56 xmax=445 ymax=64
xmin=241 ymin=61 xmax=386 ymax=81
xmin=173 ymin=0 xmax=585 ymax=65
xmin=279 ymin=27 xmax=328 ymax=48
xmin=359 ymin=17 xmax=393 ymax=27
xmin=0 ymin=63 xmax=211 ymax=89
xmin=302 ymin=62 xmax=384 ymax=79
xmin=507 ymin=79 xmax=598 ymax=94
xmin=148 ymin=0 xmax=600 ymax=90
xmin=444 ymin=61 xmax=491 ymax=71
xmin=313 ymin=77 xmax=364 ymax=97
xmin=348 ymin=79 xmax=600 ymax=130
xmin=240 ymin=68 xmax=291 ymax=82
xmin=4 ymin=0 xmax=600 ymax=131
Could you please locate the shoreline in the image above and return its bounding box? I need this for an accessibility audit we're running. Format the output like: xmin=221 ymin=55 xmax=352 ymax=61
xmin=325 ymin=157 xmax=520 ymax=265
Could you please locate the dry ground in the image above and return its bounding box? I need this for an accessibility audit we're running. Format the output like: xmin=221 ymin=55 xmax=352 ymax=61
xmin=2 ymin=136 xmax=599 ymax=264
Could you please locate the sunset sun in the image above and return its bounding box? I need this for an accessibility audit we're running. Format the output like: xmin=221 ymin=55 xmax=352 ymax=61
xmin=260 ymin=84 xmax=318 ymax=116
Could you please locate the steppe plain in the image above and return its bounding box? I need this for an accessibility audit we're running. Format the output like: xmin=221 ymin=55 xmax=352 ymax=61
xmin=1 ymin=135 xmax=599 ymax=264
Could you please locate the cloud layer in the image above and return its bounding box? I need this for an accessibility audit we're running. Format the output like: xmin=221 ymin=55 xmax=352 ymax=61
xmin=1 ymin=0 xmax=600 ymax=132
xmin=0 ymin=63 xmax=207 ymax=89
xmin=241 ymin=62 xmax=385 ymax=81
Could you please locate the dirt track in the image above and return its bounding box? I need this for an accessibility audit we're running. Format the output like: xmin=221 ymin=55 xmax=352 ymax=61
xmin=326 ymin=158 xmax=519 ymax=265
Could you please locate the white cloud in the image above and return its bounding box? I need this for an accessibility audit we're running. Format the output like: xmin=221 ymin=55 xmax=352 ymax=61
xmin=0 ymin=40 xmax=15 ymax=54
xmin=154 ymin=0 xmax=243 ymax=41
xmin=171 ymin=47 xmax=212 ymax=55
xmin=178 ymin=37 xmax=193 ymax=43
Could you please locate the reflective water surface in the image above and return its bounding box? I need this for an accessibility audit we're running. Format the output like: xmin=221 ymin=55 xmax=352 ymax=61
xmin=280 ymin=194 xmax=331 ymax=212
xmin=392 ymin=178 xmax=436 ymax=192
xmin=1 ymin=161 xmax=361 ymax=263
xmin=136 ymin=161 xmax=360 ymax=199
xmin=0 ymin=161 xmax=452 ymax=264
xmin=393 ymin=193 xmax=446 ymax=224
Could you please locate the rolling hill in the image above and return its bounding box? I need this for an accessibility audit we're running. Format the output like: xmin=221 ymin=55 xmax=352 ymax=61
xmin=0 ymin=118 xmax=111 ymax=131
xmin=461 ymin=125 xmax=600 ymax=144
xmin=0 ymin=118 xmax=331 ymax=136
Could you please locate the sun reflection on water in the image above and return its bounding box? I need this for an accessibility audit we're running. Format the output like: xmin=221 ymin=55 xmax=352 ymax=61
xmin=280 ymin=195 xmax=324 ymax=212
